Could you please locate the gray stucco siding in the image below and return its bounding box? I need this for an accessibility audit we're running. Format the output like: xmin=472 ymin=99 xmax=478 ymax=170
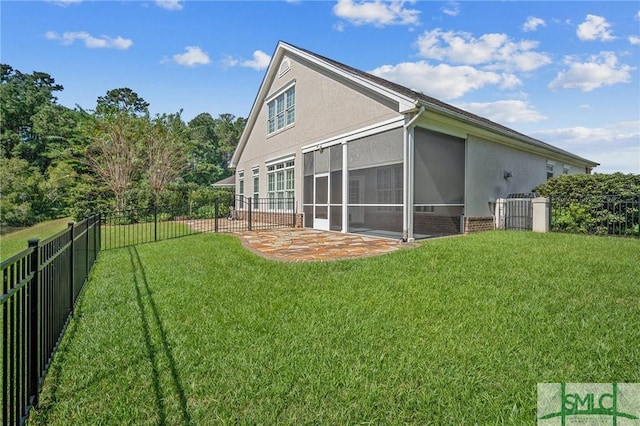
xmin=465 ymin=135 xmax=549 ymax=217
xmin=235 ymin=53 xmax=401 ymax=206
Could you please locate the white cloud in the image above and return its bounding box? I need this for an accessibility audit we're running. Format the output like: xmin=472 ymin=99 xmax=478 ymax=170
xmin=171 ymin=46 xmax=211 ymax=67
xmin=455 ymin=100 xmax=547 ymax=124
xmin=522 ymin=16 xmax=545 ymax=32
xmin=221 ymin=54 xmax=239 ymax=68
xmin=222 ymin=50 xmax=271 ymax=71
xmin=46 ymin=0 xmax=82 ymax=6
xmin=45 ymin=31 xmax=132 ymax=49
xmin=240 ymin=50 xmax=271 ymax=70
xmin=155 ymin=0 xmax=183 ymax=11
xmin=548 ymin=51 xmax=634 ymax=91
xmin=629 ymin=35 xmax=640 ymax=45
xmin=534 ymin=121 xmax=640 ymax=144
xmin=415 ymin=29 xmax=551 ymax=72
xmin=499 ymin=73 xmax=523 ymax=89
xmin=370 ymin=61 xmax=504 ymax=99
xmin=441 ymin=1 xmax=459 ymax=17
xmin=532 ymin=121 xmax=640 ymax=173
xmin=577 ymin=14 xmax=616 ymax=41
xmin=332 ymin=0 xmax=420 ymax=27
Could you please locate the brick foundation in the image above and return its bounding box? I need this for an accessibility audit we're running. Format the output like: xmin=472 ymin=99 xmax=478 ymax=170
xmin=414 ymin=213 xmax=461 ymax=236
xmin=464 ymin=216 xmax=495 ymax=235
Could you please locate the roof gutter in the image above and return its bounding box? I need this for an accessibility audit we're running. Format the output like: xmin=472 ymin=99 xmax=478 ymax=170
xmin=405 ymin=105 xmax=425 ymax=129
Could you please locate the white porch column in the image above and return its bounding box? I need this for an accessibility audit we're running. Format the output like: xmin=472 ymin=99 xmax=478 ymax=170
xmin=402 ymin=123 xmax=416 ymax=242
xmin=342 ymin=142 xmax=349 ymax=233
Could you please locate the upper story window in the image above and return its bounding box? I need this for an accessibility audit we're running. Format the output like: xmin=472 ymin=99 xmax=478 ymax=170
xmin=546 ymin=161 xmax=555 ymax=180
xmin=563 ymin=165 xmax=570 ymax=175
xmin=267 ymin=85 xmax=295 ymax=134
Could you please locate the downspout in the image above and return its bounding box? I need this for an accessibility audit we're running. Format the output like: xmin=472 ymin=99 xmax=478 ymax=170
xmin=402 ymin=105 xmax=425 ymax=242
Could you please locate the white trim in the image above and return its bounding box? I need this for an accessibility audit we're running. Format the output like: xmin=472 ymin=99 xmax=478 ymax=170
xmin=346 ymin=204 xmax=403 ymax=207
xmin=278 ymin=58 xmax=291 ymax=78
xmin=413 ymin=204 xmax=465 ymax=207
xmin=266 ymin=154 xmax=296 ymax=167
xmin=265 ymin=80 xmax=296 ymax=104
xmin=301 ymin=117 xmax=404 ymax=153
xmin=283 ymin=43 xmax=416 ymax=111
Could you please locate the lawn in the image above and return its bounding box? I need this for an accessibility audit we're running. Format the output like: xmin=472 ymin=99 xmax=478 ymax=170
xmin=28 ymin=231 xmax=639 ymax=424
xmin=0 ymin=217 xmax=72 ymax=260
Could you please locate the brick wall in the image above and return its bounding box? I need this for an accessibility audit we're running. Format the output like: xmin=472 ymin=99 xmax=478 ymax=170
xmin=464 ymin=216 xmax=495 ymax=234
xmin=414 ymin=213 xmax=461 ymax=236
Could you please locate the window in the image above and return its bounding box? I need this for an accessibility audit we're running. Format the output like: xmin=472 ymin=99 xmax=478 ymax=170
xmin=267 ymin=160 xmax=295 ymax=211
xmin=546 ymin=161 xmax=555 ymax=180
xmin=377 ymin=164 xmax=403 ymax=211
xmin=252 ymin=168 xmax=259 ymax=210
xmin=563 ymin=165 xmax=570 ymax=175
xmin=238 ymin=171 xmax=244 ymax=196
xmin=267 ymin=85 xmax=295 ymax=134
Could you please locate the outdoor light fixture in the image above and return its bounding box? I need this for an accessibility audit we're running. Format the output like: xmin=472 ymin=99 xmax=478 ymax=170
xmin=504 ymin=170 xmax=513 ymax=179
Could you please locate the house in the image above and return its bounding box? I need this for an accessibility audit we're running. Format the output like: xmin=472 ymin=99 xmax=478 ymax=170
xmin=230 ymin=41 xmax=598 ymax=241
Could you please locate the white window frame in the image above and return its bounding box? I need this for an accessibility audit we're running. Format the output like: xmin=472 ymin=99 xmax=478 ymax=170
xmin=267 ymin=160 xmax=295 ymax=211
xmin=238 ymin=170 xmax=244 ymax=196
xmin=563 ymin=165 xmax=570 ymax=175
xmin=376 ymin=164 xmax=403 ymax=212
xmin=267 ymin=83 xmax=295 ymax=135
xmin=252 ymin=167 xmax=259 ymax=210
xmin=547 ymin=161 xmax=555 ymax=180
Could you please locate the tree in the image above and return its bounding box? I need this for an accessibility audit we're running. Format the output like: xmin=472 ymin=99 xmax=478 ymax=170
xmin=146 ymin=113 xmax=187 ymax=202
xmin=184 ymin=113 xmax=223 ymax=185
xmin=215 ymin=113 xmax=246 ymax=173
xmin=0 ymin=158 xmax=46 ymax=226
xmin=87 ymin=113 xmax=145 ymax=211
xmin=95 ymin=87 xmax=149 ymax=117
xmin=0 ymin=64 xmax=64 ymax=170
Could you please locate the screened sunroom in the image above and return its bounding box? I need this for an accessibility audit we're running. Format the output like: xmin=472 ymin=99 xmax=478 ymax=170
xmin=302 ymin=126 xmax=465 ymax=240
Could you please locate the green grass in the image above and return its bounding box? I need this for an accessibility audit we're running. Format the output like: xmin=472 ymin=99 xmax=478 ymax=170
xmin=28 ymin=231 xmax=639 ymax=424
xmin=0 ymin=217 xmax=72 ymax=260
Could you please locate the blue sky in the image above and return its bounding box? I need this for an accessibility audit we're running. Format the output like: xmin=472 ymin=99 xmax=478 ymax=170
xmin=2 ymin=0 xmax=639 ymax=173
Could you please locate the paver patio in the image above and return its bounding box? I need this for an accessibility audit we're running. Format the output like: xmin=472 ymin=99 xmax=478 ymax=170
xmin=234 ymin=228 xmax=417 ymax=262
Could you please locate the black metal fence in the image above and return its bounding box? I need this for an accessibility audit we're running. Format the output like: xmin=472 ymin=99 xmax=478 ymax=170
xmin=100 ymin=196 xmax=297 ymax=250
xmin=549 ymin=194 xmax=640 ymax=238
xmin=1 ymin=214 xmax=100 ymax=425
xmin=504 ymin=193 xmax=537 ymax=231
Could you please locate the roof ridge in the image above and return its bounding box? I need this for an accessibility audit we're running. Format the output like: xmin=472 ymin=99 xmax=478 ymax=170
xmin=280 ymin=41 xmax=597 ymax=165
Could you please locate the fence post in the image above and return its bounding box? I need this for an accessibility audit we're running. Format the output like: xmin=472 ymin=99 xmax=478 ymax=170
xmin=548 ymin=195 xmax=553 ymax=233
xmin=68 ymin=222 xmax=75 ymax=315
xmin=85 ymin=217 xmax=89 ymax=281
xmin=27 ymin=238 xmax=40 ymax=406
xmin=98 ymin=213 xmax=102 ymax=253
xmin=292 ymin=197 xmax=296 ymax=227
xmin=637 ymin=194 xmax=640 ymax=238
xmin=532 ymin=197 xmax=550 ymax=233
xmin=154 ymin=205 xmax=158 ymax=242
xmin=214 ymin=198 xmax=219 ymax=233
xmin=248 ymin=197 xmax=252 ymax=231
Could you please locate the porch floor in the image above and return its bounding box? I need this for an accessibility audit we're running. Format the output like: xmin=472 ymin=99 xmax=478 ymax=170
xmin=234 ymin=228 xmax=418 ymax=262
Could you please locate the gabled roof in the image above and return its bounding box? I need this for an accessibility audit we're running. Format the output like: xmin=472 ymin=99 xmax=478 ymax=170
xmin=231 ymin=41 xmax=598 ymax=169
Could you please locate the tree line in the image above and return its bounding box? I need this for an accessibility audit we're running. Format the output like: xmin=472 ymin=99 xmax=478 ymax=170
xmin=1 ymin=64 xmax=245 ymax=227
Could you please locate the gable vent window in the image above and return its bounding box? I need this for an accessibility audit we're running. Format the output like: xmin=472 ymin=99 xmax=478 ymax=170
xmin=267 ymin=85 xmax=295 ymax=134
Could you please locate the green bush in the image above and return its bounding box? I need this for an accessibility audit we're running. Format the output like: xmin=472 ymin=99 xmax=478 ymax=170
xmin=536 ymin=173 xmax=639 ymax=237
